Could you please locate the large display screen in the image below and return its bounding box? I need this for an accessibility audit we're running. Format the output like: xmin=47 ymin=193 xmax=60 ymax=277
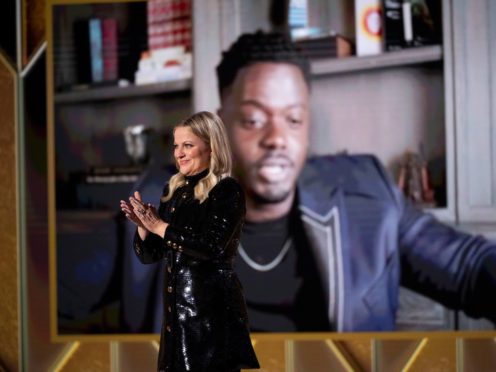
xmin=48 ymin=0 xmax=496 ymax=338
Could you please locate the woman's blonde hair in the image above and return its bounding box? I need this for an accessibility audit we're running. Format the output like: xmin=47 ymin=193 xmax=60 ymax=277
xmin=161 ymin=111 xmax=232 ymax=203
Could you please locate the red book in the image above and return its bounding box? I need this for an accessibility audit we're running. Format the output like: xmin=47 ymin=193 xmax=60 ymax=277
xmin=101 ymin=18 xmax=118 ymax=81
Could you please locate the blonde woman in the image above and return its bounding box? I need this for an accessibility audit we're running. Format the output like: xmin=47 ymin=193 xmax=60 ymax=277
xmin=120 ymin=111 xmax=259 ymax=372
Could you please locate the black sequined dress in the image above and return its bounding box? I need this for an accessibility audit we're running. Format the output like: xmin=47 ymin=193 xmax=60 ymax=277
xmin=133 ymin=169 xmax=259 ymax=371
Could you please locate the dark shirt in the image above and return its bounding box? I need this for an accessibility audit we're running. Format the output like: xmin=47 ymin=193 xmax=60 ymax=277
xmin=234 ymin=202 xmax=330 ymax=331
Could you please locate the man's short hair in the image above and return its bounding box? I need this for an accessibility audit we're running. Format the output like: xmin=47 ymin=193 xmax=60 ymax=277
xmin=216 ymin=30 xmax=311 ymax=97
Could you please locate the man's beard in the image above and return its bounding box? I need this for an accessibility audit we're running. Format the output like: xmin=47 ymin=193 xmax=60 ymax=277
xmin=250 ymin=185 xmax=293 ymax=205
xmin=233 ymin=153 xmax=297 ymax=205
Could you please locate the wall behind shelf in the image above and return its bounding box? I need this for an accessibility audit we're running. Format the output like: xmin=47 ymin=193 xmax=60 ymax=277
xmin=309 ymin=62 xmax=446 ymax=205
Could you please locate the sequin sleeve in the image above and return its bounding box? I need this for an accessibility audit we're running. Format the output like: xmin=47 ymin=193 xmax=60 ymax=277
xmin=162 ymin=177 xmax=246 ymax=260
xmin=133 ymin=230 xmax=167 ymax=264
xmin=132 ymin=184 xmax=169 ymax=264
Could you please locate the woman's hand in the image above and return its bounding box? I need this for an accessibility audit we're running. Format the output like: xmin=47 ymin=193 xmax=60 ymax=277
xmin=128 ymin=191 xmax=168 ymax=238
xmin=120 ymin=192 xmax=146 ymax=230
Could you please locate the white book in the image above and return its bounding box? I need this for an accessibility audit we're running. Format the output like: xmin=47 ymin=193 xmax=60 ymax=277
xmin=355 ymin=0 xmax=384 ymax=56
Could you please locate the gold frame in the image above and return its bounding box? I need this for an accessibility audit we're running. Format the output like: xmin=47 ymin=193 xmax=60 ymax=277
xmin=46 ymin=0 xmax=496 ymax=345
xmin=0 ymin=38 xmax=20 ymax=370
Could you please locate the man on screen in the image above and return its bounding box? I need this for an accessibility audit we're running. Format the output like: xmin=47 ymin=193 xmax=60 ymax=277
xmin=122 ymin=31 xmax=496 ymax=333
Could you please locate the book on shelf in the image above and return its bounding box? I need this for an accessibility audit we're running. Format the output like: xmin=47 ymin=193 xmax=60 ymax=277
xmin=134 ymin=0 xmax=193 ymax=85
xmin=355 ymin=0 xmax=384 ymax=56
xmin=74 ymin=18 xmax=103 ymax=84
xmin=102 ymin=18 xmax=119 ymax=81
xmin=73 ymin=19 xmax=92 ymax=84
xmin=74 ymin=18 xmax=120 ymax=86
xmin=382 ymin=0 xmax=404 ymax=51
xmin=382 ymin=0 xmax=442 ymax=51
xmin=89 ymin=18 xmax=103 ymax=83
xmin=294 ymin=33 xmax=353 ymax=59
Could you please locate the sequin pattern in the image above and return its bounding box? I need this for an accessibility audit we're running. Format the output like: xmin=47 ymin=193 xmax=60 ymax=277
xmin=133 ymin=172 xmax=259 ymax=371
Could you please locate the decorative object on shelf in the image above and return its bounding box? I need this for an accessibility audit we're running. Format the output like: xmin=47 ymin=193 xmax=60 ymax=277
xmin=123 ymin=124 xmax=152 ymax=165
xmin=355 ymin=0 xmax=383 ymax=56
xmin=409 ymin=0 xmax=442 ymax=46
xmin=397 ymin=148 xmax=436 ymax=207
xmin=383 ymin=0 xmax=442 ymax=51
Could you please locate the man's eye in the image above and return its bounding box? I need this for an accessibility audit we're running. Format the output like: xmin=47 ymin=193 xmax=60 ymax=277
xmin=288 ymin=117 xmax=303 ymax=127
xmin=241 ymin=118 xmax=264 ymax=129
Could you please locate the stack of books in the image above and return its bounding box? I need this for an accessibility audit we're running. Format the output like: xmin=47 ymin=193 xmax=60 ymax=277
xmin=147 ymin=0 xmax=192 ymax=51
xmin=294 ymin=33 xmax=353 ymax=59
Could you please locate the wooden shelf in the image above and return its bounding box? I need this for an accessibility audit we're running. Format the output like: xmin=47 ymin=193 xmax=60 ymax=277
xmin=54 ymin=78 xmax=191 ymax=104
xmin=310 ymin=45 xmax=443 ymax=77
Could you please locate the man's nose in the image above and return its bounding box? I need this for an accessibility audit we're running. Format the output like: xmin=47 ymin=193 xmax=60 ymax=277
xmin=261 ymin=119 xmax=287 ymax=149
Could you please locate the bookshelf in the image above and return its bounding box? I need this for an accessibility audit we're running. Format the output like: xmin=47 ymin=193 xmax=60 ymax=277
xmin=50 ymin=1 xmax=192 ymax=211
xmin=303 ymin=0 xmax=453 ymax=222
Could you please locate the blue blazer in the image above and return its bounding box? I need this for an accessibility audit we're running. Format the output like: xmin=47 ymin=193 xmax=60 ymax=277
xmin=299 ymin=154 xmax=496 ymax=331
